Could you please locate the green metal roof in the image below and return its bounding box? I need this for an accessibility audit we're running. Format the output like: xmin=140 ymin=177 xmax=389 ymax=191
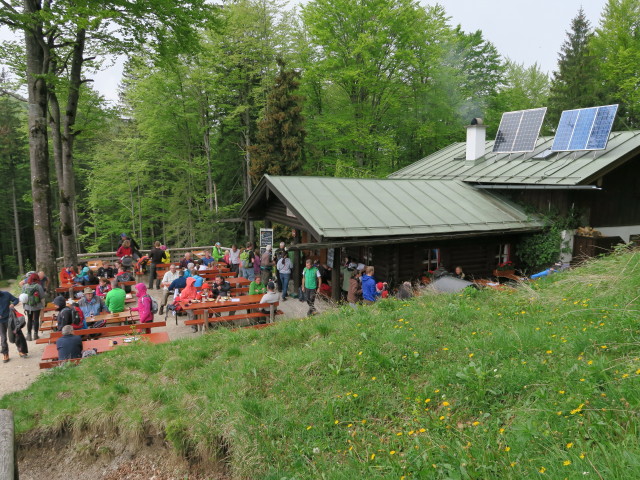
xmin=244 ymin=175 xmax=542 ymax=240
xmin=389 ymin=130 xmax=640 ymax=185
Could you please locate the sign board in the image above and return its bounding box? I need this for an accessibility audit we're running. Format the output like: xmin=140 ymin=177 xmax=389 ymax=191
xmin=259 ymin=228 xmax=273 ymax=255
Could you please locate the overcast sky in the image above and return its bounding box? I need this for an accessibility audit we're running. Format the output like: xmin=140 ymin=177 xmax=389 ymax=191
xmin=0 ymin=0 xmax=608 ymax=104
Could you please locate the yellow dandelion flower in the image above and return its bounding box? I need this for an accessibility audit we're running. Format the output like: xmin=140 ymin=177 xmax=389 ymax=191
xmin=472 ymin=421 xmax=480 ymax=426
xmin=353 ymin=394 xmax=359 ymax=398
xmin=469 ymin=353 xmax=474 ymax=358
xmin=510 ymin=461 xmax=517 ymax=467
xmin=439 ymin=416 xmax=445 ymax=420
xmin=334 ymin=420 xmax=339 ymax=424
xmin=358 ymin=351 xmax=363 ymax=355
xmin=579 ymin=378 xmax=585 ymax=382
xmin=362 ymin=420 xmax=366 ymax=424
xmin=419 ymin=428 xmax=426 ymax=433
xmin=566 ymin=442 xmax=573 ymax=449
xmin=371 ymin=376 xmax=376 ymax=380
xmin=588 ymin=360 xmax=593 ymax=365
xmin=559 ymin=390 xmax=565 ymax=394
xmin=370 ymin=453 xmax=375 ymax=460
xmin=435 ymin=389 xmax=440 ymax=393
xmin=601 ymin=345 xmax=607 ymax=349
xmin=442 ymin=401 xmax=450 ymax=406
xmin=396 ymin=432 xmax=403 ymax=436
xmin=390 ymin=450 xmax=396 ymax=455
xmin=499 ymin=428 xmax=505 ymax=434
xmin=579 ymin=453 xmax=585 ymax=459
xmin=425 ymin=398 xmax=431 ymax=403
xmin=563 ymin=460 xmax=571 ymax=466
xmin=539 ymin=466 xmax=546 ymax=473
xmin=347 ymin=424 xmax=353 ymax=427
xmin=307 ymin=426 xmax=313 ymax=430
xmin=442 ymin=347 xmax=449 ymax=351
xmin=546 ymin=350 xmax=553 ymax=354
xmin=504 ymin=446 xmax=510 ymax=452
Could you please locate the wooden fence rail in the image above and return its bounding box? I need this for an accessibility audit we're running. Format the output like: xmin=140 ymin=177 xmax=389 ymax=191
xmin=0 ymin=409 xmax=17 ymax=480
xmin=55 ymin=245 xmax=230 ymax=268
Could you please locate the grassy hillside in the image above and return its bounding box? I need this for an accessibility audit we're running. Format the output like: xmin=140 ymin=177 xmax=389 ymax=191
xmin=3 ymin=248 xmax=640 ymax=479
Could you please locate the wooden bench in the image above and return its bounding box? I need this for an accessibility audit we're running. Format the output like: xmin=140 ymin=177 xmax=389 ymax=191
xmin=39 ymin=358 xmax=82 ymax=369
xmin=35 ymin=321 xmax=166 ymax=344
xmin=185 ymin=303 xmax=281 ymax=330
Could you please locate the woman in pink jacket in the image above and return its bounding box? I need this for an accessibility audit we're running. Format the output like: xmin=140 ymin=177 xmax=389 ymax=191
xmin=132 ymin=283 xmax=153 ymax=333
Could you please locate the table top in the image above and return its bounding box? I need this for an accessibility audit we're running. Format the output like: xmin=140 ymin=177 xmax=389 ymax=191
xmin=42 ymin=332 xmax=170 ymax=361
xmin=181 ymin=294 xmax=264 ymax=311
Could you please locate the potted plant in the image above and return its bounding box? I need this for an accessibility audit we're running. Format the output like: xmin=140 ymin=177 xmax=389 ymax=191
xmin=493 ymin=261 xmax=515 ymax=277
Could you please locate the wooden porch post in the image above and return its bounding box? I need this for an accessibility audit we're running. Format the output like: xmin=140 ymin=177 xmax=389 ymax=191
xmin=293 ymin=229 xmax=301 ymax=294
xmin=331 ymin=248 xmax=341 ymax=302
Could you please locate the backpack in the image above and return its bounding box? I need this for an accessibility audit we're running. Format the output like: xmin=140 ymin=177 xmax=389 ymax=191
xmin=61 ymin=306 xmax=82 ymax=330
xmin=121 ymin=256 xmax=134 ymax=269
xmin=145 ymin=294 xmax=159 ymax=314
xmin=25 ymin=283 xmax=41 ymax=307
xmin=136 ymin=255 xmax=149 ymax=274
xmin=240 ymin=250 xmax=253 ymax=268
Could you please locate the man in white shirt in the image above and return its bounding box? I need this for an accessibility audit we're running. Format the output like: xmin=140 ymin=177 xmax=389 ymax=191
xmin=229 ymin=244 xmax=241 ymax=275
xmin=159 ymin=264 xmax=181 ymax=315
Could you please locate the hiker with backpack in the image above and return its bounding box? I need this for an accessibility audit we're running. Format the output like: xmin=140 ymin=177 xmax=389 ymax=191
xmin=22 ymin=272 xmax=45 ymax=341
xmin=240 ymin=243 xmax=255 ymax=281
xmin=52 ymin=295 xmax=75 ymax=332
xmin=131 ymin=283 xmax=155 ymax=334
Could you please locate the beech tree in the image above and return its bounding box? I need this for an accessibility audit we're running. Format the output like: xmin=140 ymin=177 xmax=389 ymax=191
xmin=0 ymin=0 xmax=214 ymax=284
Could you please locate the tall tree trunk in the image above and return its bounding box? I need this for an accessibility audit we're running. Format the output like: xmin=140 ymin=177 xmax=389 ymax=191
xmin=137 ymin=174 xmax=143 ymax=249
xmin=204 ymin=124 xmax=214 ymax=212
xmin=59 ymin=28 xmax=85 ymax=267
xmin=11 ymin=177 xmax=24 ymax=274
xmin=24 ymin=4 xmax=57 ymax=291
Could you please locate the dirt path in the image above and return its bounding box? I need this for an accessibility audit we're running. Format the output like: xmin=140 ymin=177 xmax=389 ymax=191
xmin=0 ymin=285 xmax=332 ymax=398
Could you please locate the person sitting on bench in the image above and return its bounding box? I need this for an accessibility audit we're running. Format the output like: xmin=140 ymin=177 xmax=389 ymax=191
xmin=56 ymin=325 xmax=82 ymax=360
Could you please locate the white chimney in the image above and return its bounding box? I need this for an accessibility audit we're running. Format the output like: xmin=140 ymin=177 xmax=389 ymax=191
xmin=465 ymin=118 xmax=487 ymax=161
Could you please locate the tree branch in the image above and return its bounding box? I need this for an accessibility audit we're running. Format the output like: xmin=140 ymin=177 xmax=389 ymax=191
xmin=0 ymin=0 xmax=17 ymax=15
xmin=0 ymin=89 xmax=27 ymax=103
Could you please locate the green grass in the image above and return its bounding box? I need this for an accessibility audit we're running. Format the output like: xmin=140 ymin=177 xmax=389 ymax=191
xmin=3 ymin=249 xmax=640 ymax=479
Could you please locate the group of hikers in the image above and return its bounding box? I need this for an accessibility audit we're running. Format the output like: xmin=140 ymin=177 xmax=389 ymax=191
xmin=0 ymin=233 xmax=418 ymax=363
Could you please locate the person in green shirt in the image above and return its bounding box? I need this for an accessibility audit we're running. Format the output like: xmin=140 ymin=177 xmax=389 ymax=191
xmin=302 ymin=259 xmax=322 ymax=316
xmin=212 ymin=242 xmax=225 ymax=262
xmin=105 ymin=279 xmax=126 ymax=313
xmin=249 ymin=276 xmax=267 ymax=295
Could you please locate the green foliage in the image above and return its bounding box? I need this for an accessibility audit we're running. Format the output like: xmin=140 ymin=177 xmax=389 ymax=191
xmin=5 ymin=251 xmax=640 ymax=478
xmin=547 ymin=8 xmax=600 ymax=128
xmin=516 ymin=209 xmax=582 ymax=272
xmin=591 ymin=0 xmax=640 ymax=128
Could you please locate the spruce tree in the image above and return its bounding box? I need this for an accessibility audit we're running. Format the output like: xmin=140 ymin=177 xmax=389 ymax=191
xmin=547 ymin=8 xmax=600 ymax=127
xmin=250 ymin=59 xmax=306 ymax=183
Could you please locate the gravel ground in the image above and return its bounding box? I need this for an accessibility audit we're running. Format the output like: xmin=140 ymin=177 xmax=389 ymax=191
xmin=0 ymin=282 xmax=334 ymax=398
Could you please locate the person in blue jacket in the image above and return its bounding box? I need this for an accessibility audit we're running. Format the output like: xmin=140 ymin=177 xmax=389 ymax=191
xmin=361 ymin=266 xmax=381 ymax=304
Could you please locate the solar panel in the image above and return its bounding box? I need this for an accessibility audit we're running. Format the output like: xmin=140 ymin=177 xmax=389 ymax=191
xmin=551 ymin=104 xmax=618 ymax=151
xmin=492 ymin=107 xmax=547 ymax=153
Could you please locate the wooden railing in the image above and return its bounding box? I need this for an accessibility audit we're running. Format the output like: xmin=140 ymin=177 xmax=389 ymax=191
xmin=0 ymin=409 xmax=17 ymax=480
xmin=55 ymin=245 xmax=229 ymax=268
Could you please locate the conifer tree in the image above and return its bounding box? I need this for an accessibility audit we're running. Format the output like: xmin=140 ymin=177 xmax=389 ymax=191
xmin=250 ymin=59 xmax=306 ymax=183
xmin=547 ymin=8 xmax=600 ymax=127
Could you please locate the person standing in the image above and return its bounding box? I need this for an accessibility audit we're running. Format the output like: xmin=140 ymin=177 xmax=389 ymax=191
xmin=276 ymin=252 xmax=292 ymax=301
xmin=361 ymin=266 xmax=380 ymax=304
xmin=148 ymin=241 xmax=166 ymax=290
xmin=240 ymin=243 xmax=255 ymax=281
xmin=22 ymin=272 xmax=45 ymax=341
xmin=229 ymin=244 xmax=241 ymax=275
xmin=131 ymin=283 xmax=154 ymax=334
xmin=301 ymin=259 xmax=321 ymax=316
xmin=9 ymin=303 xmax=28 ymax=358
xmin=260 ymin=245 xmax=274 ymax=284
xmin=0 ymin=291 xmax=19 ymax=363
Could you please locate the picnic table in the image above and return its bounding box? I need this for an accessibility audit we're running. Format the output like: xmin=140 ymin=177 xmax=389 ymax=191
xmin=181 ymin=294 xmax=282 ymax=331
xmin=40 ymin=309 xmax=139 ymax=331
xmin=41 ymin=332 xmax=170 ymax=362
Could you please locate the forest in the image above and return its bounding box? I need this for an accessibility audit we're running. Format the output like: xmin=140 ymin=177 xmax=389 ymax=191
xmin=0 ymin=0 xmax=639 ymax=283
